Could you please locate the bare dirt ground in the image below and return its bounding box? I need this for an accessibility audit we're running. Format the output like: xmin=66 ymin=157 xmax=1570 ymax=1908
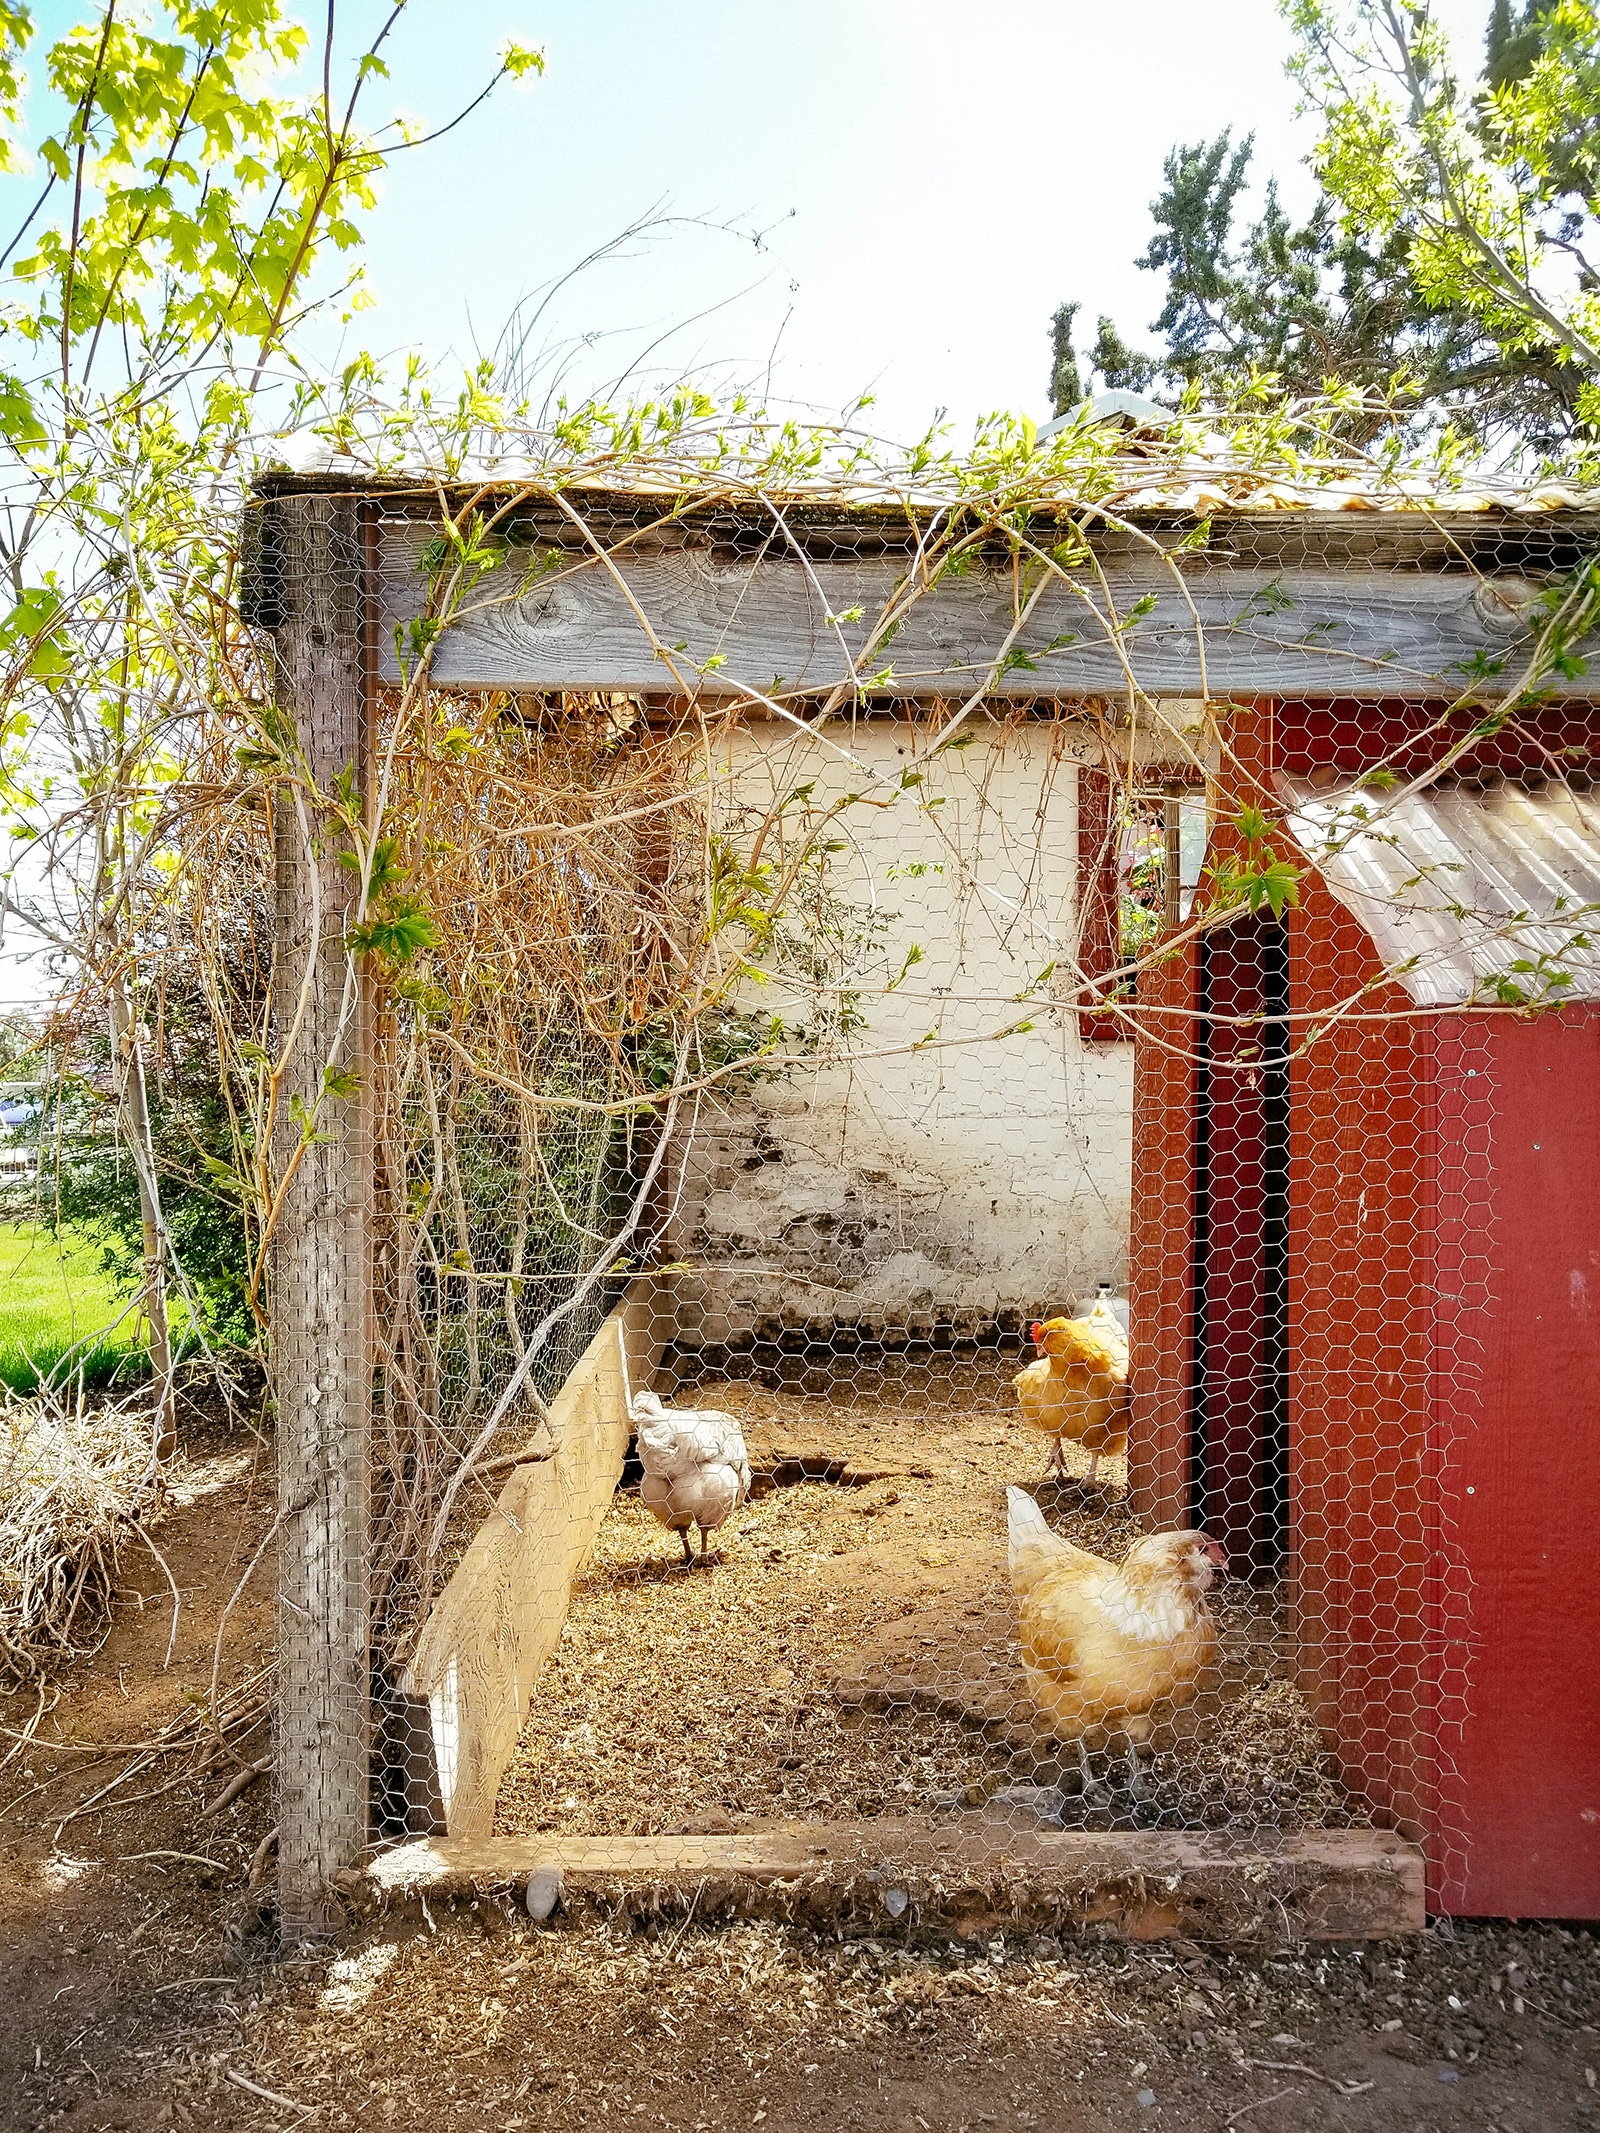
xmin=495 ymin=1367 xmax=1349 ymax=1839
xmin=0 ymin=1385 xmax=1596 ymax=2133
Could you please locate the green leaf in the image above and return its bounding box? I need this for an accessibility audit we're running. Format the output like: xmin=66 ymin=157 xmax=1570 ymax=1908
xmin=501 ymin=41 xmax=546 ymax=79
xmin=346 ymin=897 xmax=439 ymax=965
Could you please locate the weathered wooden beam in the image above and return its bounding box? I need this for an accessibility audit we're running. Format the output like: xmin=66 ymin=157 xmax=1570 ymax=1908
xmin=269 ymin=494 xmax=375 ymax=1943
xmin=358 ymin=1823 xmax=1425 ymax=1943
xmin=377 ymin=523 xmax=1599 ymax=700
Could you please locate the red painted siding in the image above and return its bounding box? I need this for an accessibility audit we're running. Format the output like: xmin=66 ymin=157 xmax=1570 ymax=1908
xmin=1127 ymin=934 xmax=1198 ymax=1530
xmin=1128 ymin=698 xmax=1600 ymax=1913
xmin=1435 ymin=1015 xmax=1600 ymax=1918
xmin=1076 ymin=768 xmax=1128 ymax=1043
xmin=1196 ymin=916 xmax=1289 ymax=1573
xmin=1286 ymin=884 xmax=1440 ymax=1849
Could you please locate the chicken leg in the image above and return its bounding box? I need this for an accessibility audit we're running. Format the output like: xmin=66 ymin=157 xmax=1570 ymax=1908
xmin=1075 ymin=1738 xmax=1112 ymax=1805
xmin=678 ymin=1529 xmax=694 ymax=1567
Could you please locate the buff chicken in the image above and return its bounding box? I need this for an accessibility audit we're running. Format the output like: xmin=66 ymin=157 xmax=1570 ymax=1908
xmin=631 ymin=1390 xmax=752 ymax=1566
xmin=1006 ymin=1486 xmax=1225 ymax=1798
xmin=1012 ymin=1299 xmax=1129 ymax=1483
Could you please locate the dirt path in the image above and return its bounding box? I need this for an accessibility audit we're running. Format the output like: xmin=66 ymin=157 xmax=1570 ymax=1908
xmin=0 ymin=1393 xmax=1596 ymax=2133
xmin=0 ymin=1403 xmax=279 ymax=2130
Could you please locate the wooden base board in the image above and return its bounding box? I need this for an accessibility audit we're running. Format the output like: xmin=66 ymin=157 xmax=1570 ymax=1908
xmin=357 ymin=1821 xmax=1424 ymax=1945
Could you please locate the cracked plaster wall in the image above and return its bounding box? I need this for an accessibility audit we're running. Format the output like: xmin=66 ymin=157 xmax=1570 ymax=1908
xmin=661 ymin=714 xmax=1144 ymax=1348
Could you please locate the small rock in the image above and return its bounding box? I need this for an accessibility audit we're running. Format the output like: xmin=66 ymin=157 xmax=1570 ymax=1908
xmin=991 ymin=1784 xmax=1067 ymax=1825
xmin=525 ymin=1867 xmax=563 ymax=1921
xmin=1437 ymin=2067 xmax=1460 ymax=2084
xmin=1137 ymin=2089 xmax=1157 ymax=2109
xmin=883 ymin=1887 xmax=910 ymax=1918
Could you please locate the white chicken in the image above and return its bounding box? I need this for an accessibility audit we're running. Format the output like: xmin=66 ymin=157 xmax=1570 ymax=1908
xmin=630 ymin=1389 xmax=752 ymax=1566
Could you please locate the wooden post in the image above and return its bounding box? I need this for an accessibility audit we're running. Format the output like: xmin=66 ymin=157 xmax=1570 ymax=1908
xmin=267 ymin=492 xmax=374 ymax=1942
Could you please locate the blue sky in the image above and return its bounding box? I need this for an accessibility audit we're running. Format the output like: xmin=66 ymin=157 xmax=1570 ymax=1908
xmin=345 ymin=0 xmax=1495 ymax=440
xmin=6 ymin=0 xmax=1497 ymax=440
xmin=349 ymin=0 xmax=1337 ymax=441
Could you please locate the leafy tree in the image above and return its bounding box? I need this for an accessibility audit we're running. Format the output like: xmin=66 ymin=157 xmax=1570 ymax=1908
xmin=0 ymin=6 xmax=541 ymax=1405
xmin=1292 ymin=0 xmax=1600 ymax=431
xmin=1050 ymin=2 xmax=1600 ymax=452
xmin=41 ymin=956 xmax=262 ymax=1346
xmin=0 ymin=1004 xmax=39 ymax=1077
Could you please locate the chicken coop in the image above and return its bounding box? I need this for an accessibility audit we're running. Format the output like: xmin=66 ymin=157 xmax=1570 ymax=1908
xmin=246 ymin=452 xmax=1600 ymax=1940
xmin=1130 ymin=703 xmax=1600 ymax=1920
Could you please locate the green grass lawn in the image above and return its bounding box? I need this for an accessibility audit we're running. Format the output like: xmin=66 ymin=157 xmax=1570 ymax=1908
xmin=0 ymin=1224 xmax=147 ymax=1393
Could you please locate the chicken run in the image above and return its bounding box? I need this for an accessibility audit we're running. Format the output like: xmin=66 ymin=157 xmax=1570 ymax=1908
xmin=492 ymin=1352 xmax=1336 ymax=1852
xmin=234 ymin=446 xmax=1600 ymax=1940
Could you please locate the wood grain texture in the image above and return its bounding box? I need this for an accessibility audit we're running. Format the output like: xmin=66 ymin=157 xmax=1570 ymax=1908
xmin=377 ymin=524 xmax=1599 ymax=699
xmin=400 ymin=1287 xmax=664 ymax=1839
xmin=363 ymin=1822 xmax=1425 ymax=1942
xmin=268 ymin=493 xmax=376 ymax=1940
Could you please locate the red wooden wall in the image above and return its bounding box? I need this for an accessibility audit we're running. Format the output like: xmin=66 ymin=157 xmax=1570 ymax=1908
xmin=1127 ymin=934 xmax=1197 ymax=1530
xmin=1126 ymin=697 xmax=1600 ymax=1916
xmin=1434 ymin=1014 xmax=1600 ymax=1917
xmin=1286 ymin=885 xmax=1443 ymax=1853
xmin=1197 ymin=916 xmax=1289 ymax=1573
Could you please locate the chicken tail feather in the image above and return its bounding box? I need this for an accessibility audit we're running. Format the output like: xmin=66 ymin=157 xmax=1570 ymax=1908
xmin=1006 ymin=1484 xmax=1057 ymax=1572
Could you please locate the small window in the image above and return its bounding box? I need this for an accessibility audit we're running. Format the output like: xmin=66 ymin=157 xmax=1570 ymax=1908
xmin=1077 ymin=771 xmax=1206 ymax=1040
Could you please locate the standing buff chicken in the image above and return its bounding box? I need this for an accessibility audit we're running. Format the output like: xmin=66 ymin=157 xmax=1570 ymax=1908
xmin=1012 ymin=1298 xmax=1130 ymax=1483
xmin=1006 ymin=1486 xmax=1225 ymax=1799
xmin=631 ymin=1390 xmax=752 ymax=1567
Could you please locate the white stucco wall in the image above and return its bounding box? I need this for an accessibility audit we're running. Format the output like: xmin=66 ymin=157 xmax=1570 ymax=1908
xmin=660 ymin=711 xmax=1148 ymax=1350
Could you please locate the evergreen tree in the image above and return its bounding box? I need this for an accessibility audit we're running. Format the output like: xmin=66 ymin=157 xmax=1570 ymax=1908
xmin=1048 ymin=301 xmax=1083 ymax=417
xmin=1050 ymin=4 xmax=1598 ymax=452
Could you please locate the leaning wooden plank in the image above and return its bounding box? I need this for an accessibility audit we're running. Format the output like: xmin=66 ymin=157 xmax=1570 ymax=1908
xmin=360 ymin=1822 xmax=1426 ymax=1943
xmin=376 ymin=527 xmax=1598 ymax=700
xmin=397 ymin=1284 xmax=663 ymax=1838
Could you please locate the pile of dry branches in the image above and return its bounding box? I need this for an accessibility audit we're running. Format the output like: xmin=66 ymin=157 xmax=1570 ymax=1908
xmin=0 ymin=1384 xmax=163 ymax=1681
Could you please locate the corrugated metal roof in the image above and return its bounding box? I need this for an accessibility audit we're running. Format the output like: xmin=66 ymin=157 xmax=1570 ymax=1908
xmin=1281 ymin=775 xmax=1600 ymax=1007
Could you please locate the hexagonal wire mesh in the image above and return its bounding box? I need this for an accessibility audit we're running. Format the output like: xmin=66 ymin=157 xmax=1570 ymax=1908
xmin=254 ymin=479 xmax=1599 ymax=1927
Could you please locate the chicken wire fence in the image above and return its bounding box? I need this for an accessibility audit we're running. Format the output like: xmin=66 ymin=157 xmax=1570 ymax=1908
xmin=224 ymin=472 xmax=1600 ymax=1930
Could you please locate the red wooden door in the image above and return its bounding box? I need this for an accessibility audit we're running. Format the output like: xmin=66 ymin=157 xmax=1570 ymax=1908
xmin=1285 ymin=889 xmax=1439 ymax=1850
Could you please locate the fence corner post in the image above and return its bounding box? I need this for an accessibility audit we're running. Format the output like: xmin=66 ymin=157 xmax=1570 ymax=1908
xmin=266 ymin=488 xmax=375 ymax=1943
